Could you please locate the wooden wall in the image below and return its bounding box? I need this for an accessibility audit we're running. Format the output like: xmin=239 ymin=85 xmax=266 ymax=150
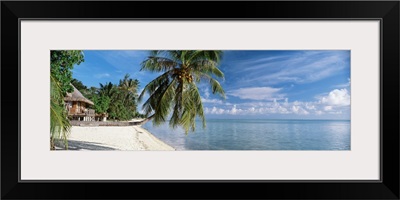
xmin=67 ymin=101 xmax=87 ymax=114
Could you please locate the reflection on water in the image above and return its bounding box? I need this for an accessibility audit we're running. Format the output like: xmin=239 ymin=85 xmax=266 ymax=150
xmin=142 ymin=119 xmax=350 ymax=150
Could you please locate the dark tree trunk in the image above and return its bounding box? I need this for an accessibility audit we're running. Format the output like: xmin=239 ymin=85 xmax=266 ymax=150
xmin=138 ymin=114 xmax=155 ymax=125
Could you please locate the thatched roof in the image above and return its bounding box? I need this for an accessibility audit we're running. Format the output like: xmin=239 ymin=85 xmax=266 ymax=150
xmin=64 ymin=84 xmax=94 ymax=105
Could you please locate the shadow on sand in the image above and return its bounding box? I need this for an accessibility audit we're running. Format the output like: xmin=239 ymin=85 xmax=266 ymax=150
xmin=55 ymin=139 xmax=117 ymax=150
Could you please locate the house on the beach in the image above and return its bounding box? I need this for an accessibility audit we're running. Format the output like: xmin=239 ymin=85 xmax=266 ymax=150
xmin=64 ymin=85 xmax=96 ymax=121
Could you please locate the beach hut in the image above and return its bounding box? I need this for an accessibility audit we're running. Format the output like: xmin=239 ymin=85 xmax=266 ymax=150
xmin=64 ymin=85 xmax=95 ymax=121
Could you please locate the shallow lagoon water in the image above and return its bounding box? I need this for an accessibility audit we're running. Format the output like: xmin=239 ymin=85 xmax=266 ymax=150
xmin=143 ymin=119 xmax=350 ymax=150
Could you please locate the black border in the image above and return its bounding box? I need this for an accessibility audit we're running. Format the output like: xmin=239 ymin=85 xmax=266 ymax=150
xmin=17 ymin=18 xmax=382 ymax=184
xmin=2 ymin=1 xmax=399 ymax=199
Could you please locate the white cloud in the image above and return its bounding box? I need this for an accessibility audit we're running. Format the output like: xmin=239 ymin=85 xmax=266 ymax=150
xmin=320 ymin=88 xmax=350 ymax=106
xmin=234 ymin=51 xmax=349 ymax=86
xmin=204 ymin=88 xmax=210 ymax=99
xmin=227 ymin=87 xmax=284 ymax=100
xmin=225 ymin=105 xmax=243 ymax=115
xmin=278 ymin=106 xmax=289 ymax=114
xmin=315 ymin=110 xmax=323 ymax=115
xmin=205 ymin=105 xmax=245 ymax=115
xmin=210 ymin=107 xmax=225 ymax=114
xmin=205 ymin=106 xmax=226 ymax=115
xmin=201 ymin=98 xmax=224 ymax=104
xmin=335 ymin=78 xmax=351 ymax=88
xmin=292 ymin=105 xmax=300 ymax=113
xmin=94 ymin=73 xmax=110 ymax=79
xmin=230 ymin=105 xmax=238 ymax=115
xmin=292 ymin=105 xmax=309 ymax=115
xmin=305 ymin=103 xmax=316 ymax=110
xmin=205 ymin=88 xmax=350 ymax=117
xmin=204 ymin=87 xmax=350 ymax=118
xmin=206 ymin=100 xmax=310 ymax=116
xmin=324 ymin=106 xmax=333 ymax=111
xmin=283 ymin=98 xmax=289 ymax=106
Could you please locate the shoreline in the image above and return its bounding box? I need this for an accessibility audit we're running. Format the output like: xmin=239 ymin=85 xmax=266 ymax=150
xmin=58 ymin=125 xmax=175 ymax=151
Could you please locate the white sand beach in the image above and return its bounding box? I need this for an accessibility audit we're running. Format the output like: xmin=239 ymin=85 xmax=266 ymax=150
xmin=62 ymin=126 xmax=175 ymax=151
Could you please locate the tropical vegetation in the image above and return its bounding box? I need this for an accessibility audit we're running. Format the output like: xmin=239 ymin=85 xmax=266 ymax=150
xmin=50 ymin=50 xmax=142 ymax=150
xmin=139 ymin=50 xmax=225 ymax=133
xmin=50 ymin=50 xmax=84 ymax=150
xmin=73 ymin=74 xmax=143 ymax=121
xmin=50 ymin=49 xmax=224 ymax=149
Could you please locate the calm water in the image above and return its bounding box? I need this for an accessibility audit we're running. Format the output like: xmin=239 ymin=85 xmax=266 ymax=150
xmin=142 ymin=119 xmax=350 ymax=150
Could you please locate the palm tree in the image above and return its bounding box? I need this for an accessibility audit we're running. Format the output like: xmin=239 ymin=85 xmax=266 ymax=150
xmin=118 ymin=74 xmax=139 ymax=105
xmin=139 ymin=50 xmax=225 ymax=133
xmin=119 ymin=74 xmax=139 ymax=95
xmin=99 ymin=82 xmax=117 ymax=99
xmin=50 ymin=74 xmax=70 ymax=150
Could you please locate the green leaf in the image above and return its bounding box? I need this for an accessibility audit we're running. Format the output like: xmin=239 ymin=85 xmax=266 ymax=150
xmin=140 ymin=50 xmax=225 ymax=133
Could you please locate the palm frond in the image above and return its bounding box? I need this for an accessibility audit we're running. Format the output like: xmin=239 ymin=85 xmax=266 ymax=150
xmin=169 ymin=80 xmax=184 ymax=128
xmin=142 ymin=78 xmax=177 ymax=124
xmin=191 ymin=60 xmax=224 ymax=78
xmin=173 ymin=81 xmax=206 ymax=134
xmin=185 ymin=50 xmax=203 ymax=64
xmin=152 ymin=79 xmax=177 ymax=124
xmin=209 ymin=78 xmax=225 ymax=98
xmin=141 ymin=56 xmax=179 ymax=72
xmin=167 ymin=51 xmax=183 ymax=63
xmin=50 ymin=74 xmax=70 ymax=149
xmin=193 ymin=72 xmax=225 ymax=99
xmin=188 ymin=50 xmax=223 ymax=64
xmin=189 ymin=82 xmax=206 ymax=128
xmin=141 ymin=50 xmax=225 ymax=133
xmin=141 ymin=76 xmax=172 ymax=116
xmin=138 ymin=70 xmax=174 ymax=102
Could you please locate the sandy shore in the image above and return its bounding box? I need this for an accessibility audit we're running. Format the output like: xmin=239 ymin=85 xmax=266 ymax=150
xmin=59 ymin=126 xmax=175 ymax=151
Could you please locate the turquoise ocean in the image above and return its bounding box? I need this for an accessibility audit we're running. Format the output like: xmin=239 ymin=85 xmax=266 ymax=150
xmin=142 ymin=119 xmax=350 ymax=150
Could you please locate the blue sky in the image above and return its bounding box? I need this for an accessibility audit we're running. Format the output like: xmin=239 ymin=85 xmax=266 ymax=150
xmin=72 ymin=50 xmax=350 ymax=120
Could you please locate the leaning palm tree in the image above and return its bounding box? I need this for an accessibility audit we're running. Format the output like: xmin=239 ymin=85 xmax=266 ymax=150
xmin=139 ymin=50 xmax=225 ymax=133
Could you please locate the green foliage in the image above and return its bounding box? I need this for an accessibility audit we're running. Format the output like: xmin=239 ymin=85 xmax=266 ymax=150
xmin=51 ymin=50 xmax=84 ymax=95
xmin=139 ymin=50 xmax=225 ymax=134
xmin=116 ymin=74 xmax=140 ymax=119
xmin=91 ymin=95 xmax=111 ymax=114
xmin=81 ymin=86 xmax=99 ymax=100
xmin=99 ymin=82 xmax=117 ymax=98
xmin=108 ymin=100 xmax=133 ymax=120
xmin=50 ymin=74 xmax=71 ymax=150
xmin=119 ymin=74 xmax=139 ymax=96
xmin=103 ymin=74 xmax=140 ymax=120
xmin=50 ymin=50 xmax=84 ymax=150
xmin=50 ymin=50 xmax=84 ymax=149
xmin=73 ymin=74 xmax=141 ymax=121
xmin=71 ymin=78 xmax=87 ymax=91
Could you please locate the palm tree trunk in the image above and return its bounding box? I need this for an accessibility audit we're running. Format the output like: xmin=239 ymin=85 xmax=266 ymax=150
xmin=138 ymin=114 xmax=155 ymax=125
xmin=50 ymin=137 xmax=55 ymax=150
